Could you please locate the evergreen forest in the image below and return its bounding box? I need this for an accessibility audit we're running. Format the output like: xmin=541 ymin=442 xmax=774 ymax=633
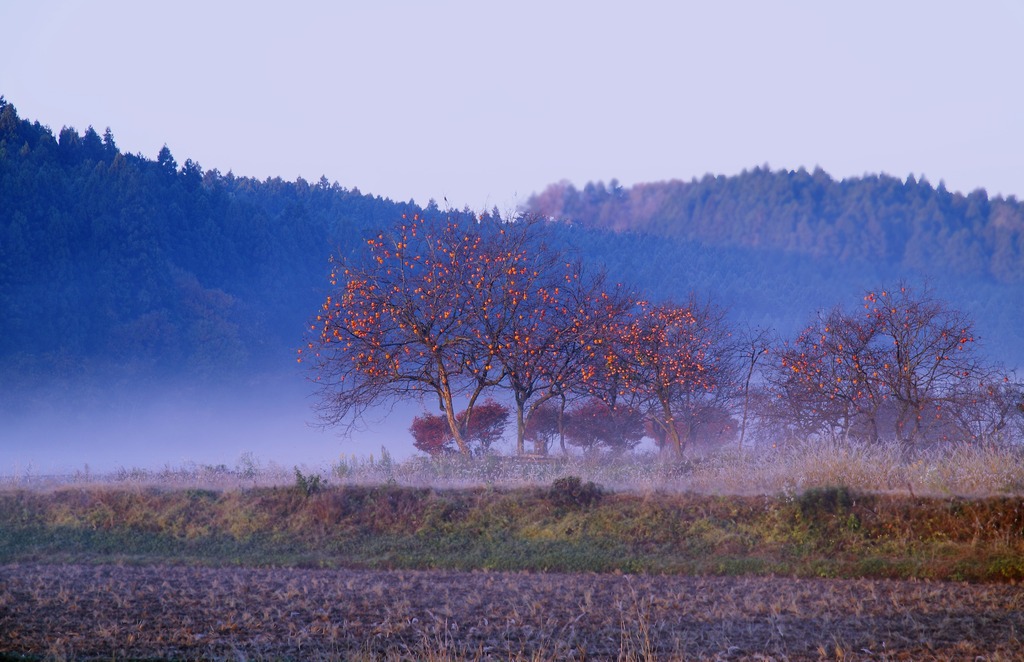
xmin=1 ymin=96 xmax=1021 ymax=413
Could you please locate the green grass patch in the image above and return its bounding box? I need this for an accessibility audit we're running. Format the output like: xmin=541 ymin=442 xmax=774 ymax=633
xmin=2 ymin=483 xmax=1022 ymax=581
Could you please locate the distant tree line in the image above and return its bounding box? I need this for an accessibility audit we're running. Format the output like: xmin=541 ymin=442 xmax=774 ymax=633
xmin=527 ymin=169 xmax=1024 ymax=285
xmin=308 ymin=215 xmax=1024 ymax=457
xmin=0 ymin=96 xmax=414 ymax=384
xmin=2 ymin=93 xmax=1022 ymax=411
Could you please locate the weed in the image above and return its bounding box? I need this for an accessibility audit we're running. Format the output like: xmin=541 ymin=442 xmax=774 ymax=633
xmin=235 ymin=451 xmax=261 ymax=485
xmin=293 ymin=468 xmax=324 ymax=496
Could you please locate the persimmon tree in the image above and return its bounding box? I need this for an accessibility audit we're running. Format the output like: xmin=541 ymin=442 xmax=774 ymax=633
xmin=765 ymin=283 xmax=1011 ymax=449
xmin=864 ymin=285 xmax=992 ymax=447
xmin=765 ymin=305 xmax=886 ymax=444
xmin=644 ymin=403 xmax=738 ymax=452
xmin=455 ymin=219 xmax=564 ymax=455
xmin=305 ymin=212 xmax=507 ymax=455
xmin=478 ymin=258 xmax=632 ymax=455
xmin=600 ymin=297 xmax=734 ymax=456
xmin=306 ymin=211 xmax=619 ymax=457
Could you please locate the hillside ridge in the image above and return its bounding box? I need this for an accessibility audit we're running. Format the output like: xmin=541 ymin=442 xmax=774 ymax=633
xmin=527 ymin=167 xmax=1024 ymax=284
xmin=2 ymin=96 xmax=1021 ymax=392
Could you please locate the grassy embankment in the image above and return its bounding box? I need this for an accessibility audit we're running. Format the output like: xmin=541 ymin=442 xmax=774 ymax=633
xmin=2 ymin=476 xmax=1023 ymax=582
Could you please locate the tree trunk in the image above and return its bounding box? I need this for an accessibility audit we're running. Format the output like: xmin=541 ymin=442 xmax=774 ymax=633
xmin=558 ymin=395 xmax=568 ymax=456
xmin=437 ymin=364 xmax=470 ymax=455
xmin=661 ymin=397 xmax=683 ymax=457
xmin=515 ymin=400 xmax=526 ymax=455
xmin=739 ymin=348 xmax=763 ymax=452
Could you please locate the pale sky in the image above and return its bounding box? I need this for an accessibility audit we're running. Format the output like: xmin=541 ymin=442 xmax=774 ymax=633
xmin=3 ymin=1 xmax=1023 ymax=211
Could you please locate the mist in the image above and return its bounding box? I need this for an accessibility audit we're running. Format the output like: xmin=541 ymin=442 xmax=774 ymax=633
xmin=0 ymin=379 xmax=420 ymax=478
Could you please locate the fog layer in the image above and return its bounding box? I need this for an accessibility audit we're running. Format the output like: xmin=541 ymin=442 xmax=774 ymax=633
xmin=0 ymin=380 xmax=418 ymax=476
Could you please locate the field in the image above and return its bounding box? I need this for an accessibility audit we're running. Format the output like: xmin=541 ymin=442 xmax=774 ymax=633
xmin=3 ymin=563 xmax=1023 ymax=660
xmin=2 ymin=444 xmax=1024 ymax=660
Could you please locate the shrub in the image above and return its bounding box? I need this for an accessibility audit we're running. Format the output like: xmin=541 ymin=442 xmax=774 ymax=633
xmin=548 ymin=476 xmax=604 ymax=509
xmin=798 ymin=486 xmax=854 ymax=514
xmin=294 ymin=468 xmax=324 ymax=496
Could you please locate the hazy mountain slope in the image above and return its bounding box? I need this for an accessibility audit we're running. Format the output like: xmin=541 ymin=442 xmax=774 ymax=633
xmin=527 ymin=172 xmax=1024 ymax=368
xmin=2 ymin=96 xmax=1020 ymax=403
xmin=0 ymin=97 xmax=415 ymax=387
xmin=527 ymin=168 xmax=1024 ymax=284
xmin=545 ymin=225 xmax=1023 ymax=369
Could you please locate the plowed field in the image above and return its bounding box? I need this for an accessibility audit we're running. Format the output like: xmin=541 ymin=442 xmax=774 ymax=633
xmin=1 ymin=563 xmax=1021 ymax=660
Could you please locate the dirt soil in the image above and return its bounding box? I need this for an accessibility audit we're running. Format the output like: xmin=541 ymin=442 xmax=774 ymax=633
xmin=1 ymin=563 xmax=1022 ymax=661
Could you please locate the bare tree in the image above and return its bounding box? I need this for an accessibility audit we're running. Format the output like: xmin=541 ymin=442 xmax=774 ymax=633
xmin=736 ymin=326 xmax=771 ymax=451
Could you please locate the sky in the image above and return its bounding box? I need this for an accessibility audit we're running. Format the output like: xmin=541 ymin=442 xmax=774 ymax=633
xmin=3 ymin=0 xmax=1024 ymax=212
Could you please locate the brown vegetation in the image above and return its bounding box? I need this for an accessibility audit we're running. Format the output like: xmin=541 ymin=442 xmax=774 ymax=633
xmin=3 ymin=483 xmax=1024 ymax=581
xmin=2 ymin=563 xmax=1022 ymax=660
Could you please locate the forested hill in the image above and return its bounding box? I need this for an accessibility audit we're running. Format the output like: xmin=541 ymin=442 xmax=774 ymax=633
xmin=0 ymin=97 xmax=418 ymax=386
xmin=526 ymin=168 xmax=1024 ymax=284
xmin=2 ymin=96 xmax=1022 ymax=398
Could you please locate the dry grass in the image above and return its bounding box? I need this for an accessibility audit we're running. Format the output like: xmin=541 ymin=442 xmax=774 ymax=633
xmin=2 ymin=563 xmax=1022 ymax=661
xmin=3 ymin=440 xmax=1022 ymax=497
